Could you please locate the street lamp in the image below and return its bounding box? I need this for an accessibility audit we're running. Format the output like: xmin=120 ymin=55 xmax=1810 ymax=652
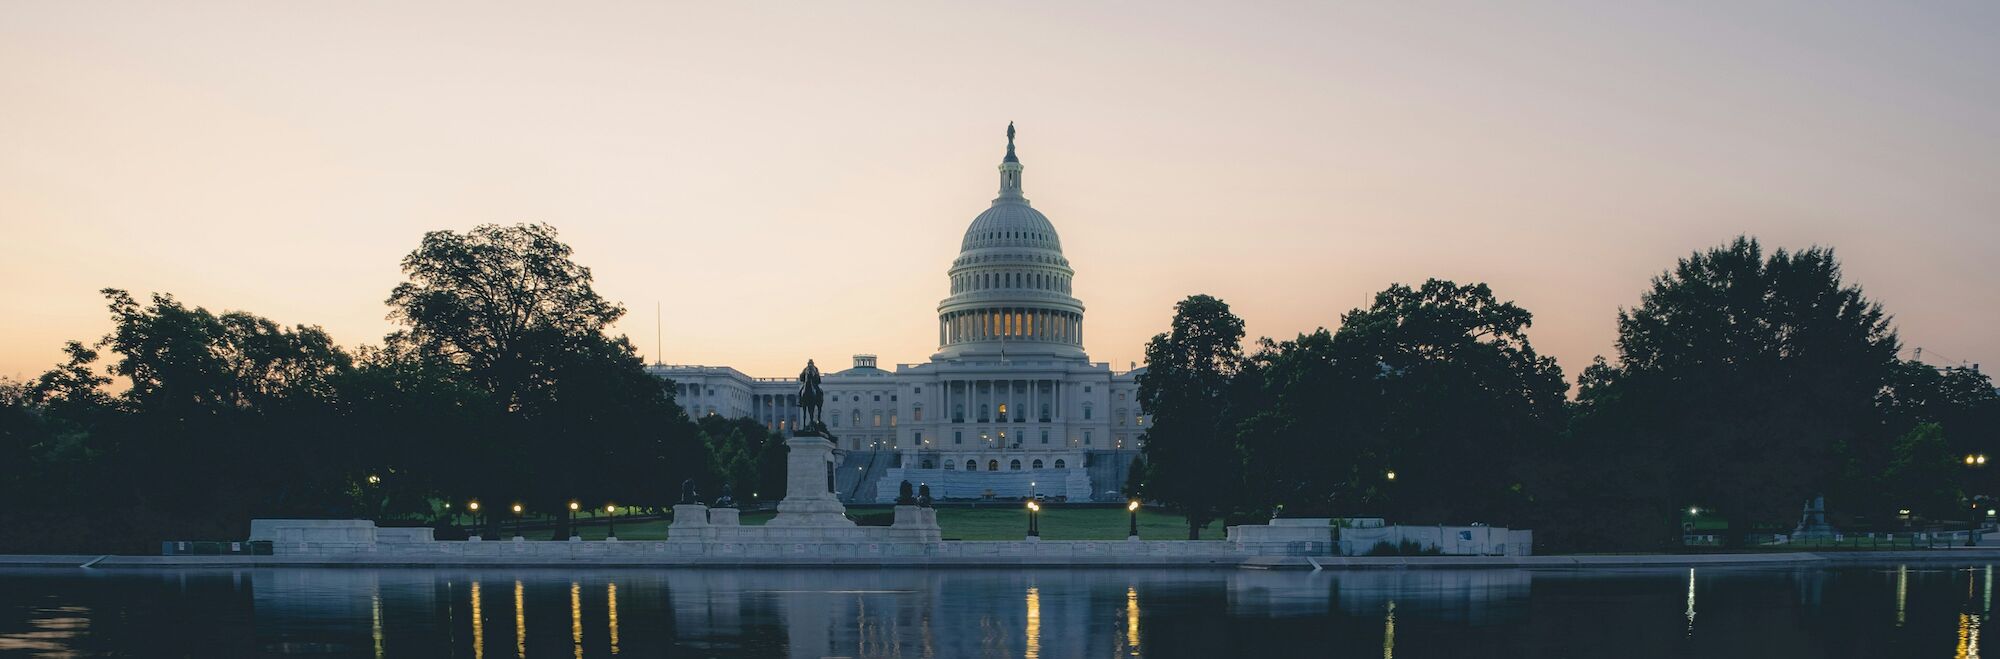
xmin=605 ymin=504 xmax=618 ymax=539
xmin=1027 ymin=501 xmax=1041 ymax=538
xmin=1385 ymin=470 xmax=1397 ymax=481
xmin=511 ymin=503 xmax=523 ymax=539
xmin=467 ymin=501 xmax=481 ymax=536
xmin=1128 ymin=500 xmax=1141 ymax=539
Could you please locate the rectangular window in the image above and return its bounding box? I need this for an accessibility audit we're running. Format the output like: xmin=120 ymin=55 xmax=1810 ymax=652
xmin=874 ymin=395 xmax=881 ymax=402
xmin=914 ymin=387 xmax=922 ymax=394
xmin=1084 ymin=430 xmax=1093 ymax=445
xmin=914 ymin=431 xmax=924 ymax=445
xmin=874 ymin=413 xmax=883 ymax=427
xmin=954 ymin=431 xmax=962 ymax=445
xmin=1040 ymin=430 xmax=1049 ymax=444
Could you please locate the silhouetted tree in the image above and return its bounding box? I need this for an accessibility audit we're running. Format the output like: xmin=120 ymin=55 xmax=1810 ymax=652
xmin=1137 ymin=295 xmax=1246 ymax=539
xmin=1577 ymin=237 xmax=1899 ymax=546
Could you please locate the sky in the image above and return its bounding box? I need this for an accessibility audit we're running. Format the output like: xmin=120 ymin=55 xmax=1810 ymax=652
xmin=3 ymin=2 xmax=1997 ymax=384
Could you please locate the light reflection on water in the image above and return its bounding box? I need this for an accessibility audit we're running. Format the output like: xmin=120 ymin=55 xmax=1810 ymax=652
xmin=0 ymin=564 xmax=1996 ymax=657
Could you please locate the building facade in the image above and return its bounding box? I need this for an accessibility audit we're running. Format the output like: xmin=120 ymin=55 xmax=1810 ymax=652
xmin=650 ymin=125 xmax=1149 ymax=502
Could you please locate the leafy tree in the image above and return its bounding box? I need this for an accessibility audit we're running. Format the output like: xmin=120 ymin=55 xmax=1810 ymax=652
xmin=1137 ymin=294 xmax=1246 ymax=539
xmin=1235 ymin=281 xmax=1565 ymax=523
xmin=383 ymin=223 xmax=703 ymax=537
xmin=1879 ymin=423 xmax=1963 ymax=522
xmin=696 ymin=415 xmax=785 ymax=503
xmin=1579 ymin=237 xmax=1899 ymax=546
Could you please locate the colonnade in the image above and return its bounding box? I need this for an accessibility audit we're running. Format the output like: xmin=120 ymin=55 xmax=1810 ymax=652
xmin=938 ymin=308 xmax=1082 ymax=347
xmin=928 ymin=378 xmax=1068 ymax=448
xmin=751 ymin=393 xmax=800 ymax=432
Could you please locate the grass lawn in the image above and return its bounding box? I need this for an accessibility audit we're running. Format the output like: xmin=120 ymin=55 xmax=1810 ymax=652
xmin=479 ymin=507 xmax=1220 ymax=542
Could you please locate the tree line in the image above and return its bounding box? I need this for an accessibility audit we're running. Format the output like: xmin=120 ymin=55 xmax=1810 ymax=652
xmin=3 ymin=228 xmax=1993 ymax=554
xmin=1132 ymin=237 xmax=1999 ymax=550
xmin=0 ymin=224 xmax=786 ymax=553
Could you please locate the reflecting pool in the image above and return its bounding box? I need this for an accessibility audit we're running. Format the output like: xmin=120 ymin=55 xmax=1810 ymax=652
xmin=0 ymin=563 xmax=1993 ymax=657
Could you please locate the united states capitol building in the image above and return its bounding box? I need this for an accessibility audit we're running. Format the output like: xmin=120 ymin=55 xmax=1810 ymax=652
xmin=649 ymin=126 xmax=1150 ymax=504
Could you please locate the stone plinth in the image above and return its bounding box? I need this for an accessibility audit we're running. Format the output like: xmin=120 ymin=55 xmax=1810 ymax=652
xmin=709 ymin=508 xmax=741 ymax=526
xmin=250 ymin=519 xmax=378 ymax=555
xmin=887 ymin=505 xmax=942 ymax=543
xmin=769 ymin=434 xmax=855 ymax=528
xmin=669 ymin=504 xmax=710 ymax=542
xmin=1229 ymin=517 xmax=1333 ymax=555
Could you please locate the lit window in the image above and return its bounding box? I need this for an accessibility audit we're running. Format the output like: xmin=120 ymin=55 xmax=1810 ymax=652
xmin=874 ymin=412 xmax=882 ymax=427
xmin=914 ymin=406 xmax=924 ymax=421
xmin=890 ymin=413 xmax=898 ymax=427
xmin=989 ymin=460 xmax=1000 ymax=471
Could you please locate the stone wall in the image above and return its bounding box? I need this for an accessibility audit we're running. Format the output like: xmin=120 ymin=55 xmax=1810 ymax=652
xmin=1338 ymin=525 xmax=1531 ymax=556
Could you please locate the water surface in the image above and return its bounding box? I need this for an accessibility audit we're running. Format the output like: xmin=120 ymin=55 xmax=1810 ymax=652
xmin=0 ymin=563 xmax=1990 ymax=657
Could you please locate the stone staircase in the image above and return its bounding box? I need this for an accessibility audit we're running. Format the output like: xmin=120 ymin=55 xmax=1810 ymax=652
xmin=835 ymin=451 xmax=893 ymax=503
xmin=1085 ymin=450 xmax=1142 ymax=501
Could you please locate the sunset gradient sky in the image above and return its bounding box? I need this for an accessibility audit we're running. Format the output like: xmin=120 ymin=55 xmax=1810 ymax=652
xmin=4 ymin=2 xmax=1997 ymax=383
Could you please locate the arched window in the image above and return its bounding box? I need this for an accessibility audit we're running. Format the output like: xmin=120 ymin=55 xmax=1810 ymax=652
xmin=944 ymin=460 xmax=956 ymax=470
xmin=1032 ymin=459 xmax=1044 ymax=469
xmin=873 ymin=412 xmax=882 ymax=427
xmin=852 ymin=410 xmax=861 ymax=426
xmin=1083 ymin=404 xmax=1093 ymax=420
xmin=1009 ymin=459 xmax=1021 ymax=471
xmin=832 ymin=411 xmax=842 ymax=427
xmin=953 ymin=404 xmax=964 ymax=422
xmin=921 ymin=459 xmax=934 ymax=469
xmin=979 ymin=404 xmax=990 ymax=422
xmin=988 ymin=460 xmax=1000 ymax=472
xmin=966 ymin=460 xmax=978 ymax=471
xmin=997 ymin=403 xmax=1008 ymax=422
xmin=913 ymin=405 xmax=924 ymax=422
xmin=1054 ymin=459 xmax=1066 ymax=469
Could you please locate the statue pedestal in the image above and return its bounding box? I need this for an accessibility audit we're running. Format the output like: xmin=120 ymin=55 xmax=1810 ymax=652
xmin=668 ymin=504 xmax=710 ymax=542
xmin=769 ymin=433 xmax=855 ymax=527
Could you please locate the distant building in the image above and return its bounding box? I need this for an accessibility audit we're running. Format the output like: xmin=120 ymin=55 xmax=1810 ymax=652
xmin=651 ymin=126 xmax=1149 ymax=502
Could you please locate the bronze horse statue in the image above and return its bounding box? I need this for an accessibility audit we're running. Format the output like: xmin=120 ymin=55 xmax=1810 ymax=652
xmin=797 ymin=359 xmax=826 ymax=430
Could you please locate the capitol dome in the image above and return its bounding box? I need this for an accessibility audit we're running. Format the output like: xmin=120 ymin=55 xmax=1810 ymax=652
xmin=933 ymin=124 xmax=1088 ymax=361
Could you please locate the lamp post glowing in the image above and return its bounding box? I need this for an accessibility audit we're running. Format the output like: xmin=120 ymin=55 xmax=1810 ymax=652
xmin=1027 ymin=501 xmax=1041 ymax=538
xmin=1128 ymin=500 xmax=1141 ymax=539
xmin=467 ymin=501 xmax=481 ymax=537
xmin=511 ymin=503 xmax=523 ymax=539
xmin=605 ymin=504 xmax=618 ymax=539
